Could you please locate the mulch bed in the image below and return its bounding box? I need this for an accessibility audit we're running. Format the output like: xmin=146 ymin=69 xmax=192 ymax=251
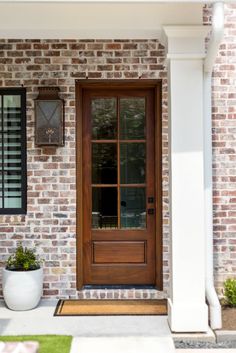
xmin=175 ymin=306 xmax=236 ymax=349
xmin=222 ymin=307 xmax=236 ymax=330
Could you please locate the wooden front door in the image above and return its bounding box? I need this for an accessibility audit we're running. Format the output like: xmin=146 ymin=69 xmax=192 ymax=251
xmin=77 ymin=81 xmax=162 ymax=287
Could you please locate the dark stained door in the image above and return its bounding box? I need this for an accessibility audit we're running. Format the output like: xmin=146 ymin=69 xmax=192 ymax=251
xmin=82 ymin=86 xmax=156 ymax=285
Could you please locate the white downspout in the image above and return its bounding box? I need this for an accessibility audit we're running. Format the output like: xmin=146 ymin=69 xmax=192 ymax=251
xmin=204 ymin=1 xmax=224 ymax=330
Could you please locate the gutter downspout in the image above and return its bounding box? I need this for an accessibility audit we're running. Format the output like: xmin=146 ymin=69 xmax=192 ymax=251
xmin=204 ymin=1 xmax=224 ymax=330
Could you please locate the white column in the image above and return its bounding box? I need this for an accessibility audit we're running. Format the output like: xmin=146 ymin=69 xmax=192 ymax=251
xmin=163 ymin=26 xmax=209 ymax=332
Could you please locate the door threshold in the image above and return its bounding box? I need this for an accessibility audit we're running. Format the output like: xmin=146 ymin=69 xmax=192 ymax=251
xmin=83 ymin=285 xmax=156 ymax=290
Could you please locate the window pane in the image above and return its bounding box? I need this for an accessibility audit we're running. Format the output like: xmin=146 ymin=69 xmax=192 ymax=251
xmin=92 ymin=98 xmax=117 ymax=139
xmin=120 ymin=98 xmax=145 ymax=140
xmin=120 ymin=143 xmax=146 ymax=184
xmin=3 ymin=95 xmax=21 ymax=108
xmin=92 ymin=188 xmax=118 ymax=229
xmin=4 ymin=196 xmax=22 ymax=208
xmin=92 ymin=143 xmax=117 ymax=184
xmin=121 ymin=188 xmax=146 ymax=229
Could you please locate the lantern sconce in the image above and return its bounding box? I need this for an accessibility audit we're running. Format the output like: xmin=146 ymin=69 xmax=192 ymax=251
xmin=35 ymin=87 xmax=64 ymax=146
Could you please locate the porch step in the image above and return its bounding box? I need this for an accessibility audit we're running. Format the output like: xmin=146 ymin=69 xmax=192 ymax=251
xmin=70 ymin=337 xmax=175 ymax=353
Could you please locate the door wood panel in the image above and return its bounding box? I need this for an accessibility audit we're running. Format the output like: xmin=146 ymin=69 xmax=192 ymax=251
xmin=93 ymin=241 xmax=146 ymax=264
xmin=76 ymin=81 xmax=162 ymax=288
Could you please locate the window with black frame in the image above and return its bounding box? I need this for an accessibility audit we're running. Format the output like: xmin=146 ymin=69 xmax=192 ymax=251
xmin=0 ymin=88 xmax=26 ymax=214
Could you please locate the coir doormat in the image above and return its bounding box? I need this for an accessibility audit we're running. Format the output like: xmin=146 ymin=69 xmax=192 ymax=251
xmin=54 ymin=299 xmax=167 ymax=316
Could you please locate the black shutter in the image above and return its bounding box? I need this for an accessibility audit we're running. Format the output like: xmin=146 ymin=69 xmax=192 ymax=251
xmin=0 ymin=88 xmax=27 ymax=214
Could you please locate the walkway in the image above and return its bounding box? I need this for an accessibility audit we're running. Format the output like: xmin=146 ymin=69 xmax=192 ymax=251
xmin=177 ymin=351 xmax=236 ymax=353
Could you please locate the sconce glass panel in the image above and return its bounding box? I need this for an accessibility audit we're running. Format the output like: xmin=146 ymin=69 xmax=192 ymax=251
xmin=35 ymin=87 xmax=64 ymax=146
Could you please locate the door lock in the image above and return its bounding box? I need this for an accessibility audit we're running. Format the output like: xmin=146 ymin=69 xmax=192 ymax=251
xmin=147 ymin=208 xmax=155 ymax=215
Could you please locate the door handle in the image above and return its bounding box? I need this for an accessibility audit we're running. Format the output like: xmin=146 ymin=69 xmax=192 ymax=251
xmin=147 ymin=208 xmax=155 ymax=215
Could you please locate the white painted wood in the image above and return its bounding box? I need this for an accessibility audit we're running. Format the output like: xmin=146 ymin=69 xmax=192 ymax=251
xmin=163 ymin=26 xmax=209 ymax=56
xmin=164 ymin=26 xmax=208 ymax=332
xmin=204 ymin=2 xmax=225 ymax=72
xmin=0 ymin=3 xmax=202 ymax=39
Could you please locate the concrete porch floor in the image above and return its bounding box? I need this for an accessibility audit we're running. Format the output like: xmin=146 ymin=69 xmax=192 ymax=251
xmin=2 ymin=300 xmax=234 ymax=353
xmin=0 ymin=299 xmax=171 ymax=337
xmin=0 ymin=299 xmax=175 ymax=353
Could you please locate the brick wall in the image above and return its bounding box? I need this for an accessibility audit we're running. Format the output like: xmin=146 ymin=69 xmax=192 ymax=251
xmin=0 ymin=39 xmax=169 ymax=299
xmin=204 ymin=4 xmax=236 ymax=294
xmin=0 ymin=3 xmax=235 ymax=300
xmin=209 ymin=4 xmax=236 ymax=294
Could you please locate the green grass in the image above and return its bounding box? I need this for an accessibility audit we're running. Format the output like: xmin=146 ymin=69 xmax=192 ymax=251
xmin=0 ymin=335 xmax=72 ymax=353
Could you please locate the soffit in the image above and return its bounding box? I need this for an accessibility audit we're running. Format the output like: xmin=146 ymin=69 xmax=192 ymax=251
xmin=0 ymin=3 xmax=203 ymax=39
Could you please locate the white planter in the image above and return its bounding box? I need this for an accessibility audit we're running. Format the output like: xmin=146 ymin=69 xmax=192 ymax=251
xmin=2 ymin=268 xmax=43 ymax=311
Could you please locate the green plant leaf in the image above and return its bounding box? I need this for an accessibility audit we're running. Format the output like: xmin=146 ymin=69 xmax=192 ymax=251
xmin=224 ymin=278 xmax=236 ymax=307
xmin=5 ymin=243 xmax=42 ymax=272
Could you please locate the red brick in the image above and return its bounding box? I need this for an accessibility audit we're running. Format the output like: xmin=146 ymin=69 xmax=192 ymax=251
xmin=0 ymin=227 xmax=14 ymax=232
xmin=25 ymin=51 xmax=42 ymax=57
xmin=7 ymin=51 xmax=23 ymax=57
xmin=115 ymin=51 xmax=131 ymax=57
xmin=97 ymin=64 xmax=113 ymax=71
xmin=26 ymin=65 xmax=42 ymax=70
xmin=105 ymin=43 xmax=121 ymax=50
xmin=44 ymin=50 xmax=60 ymax=56
xmin=69 ymin=43 xmax=86 ymax=50
xmin=123 ymin=43 xmax=138 ymax=49
xmin=15 ymin=58 xmax=31 ymax=64
xmin=51 ymin=43 xmax=68 ymax=49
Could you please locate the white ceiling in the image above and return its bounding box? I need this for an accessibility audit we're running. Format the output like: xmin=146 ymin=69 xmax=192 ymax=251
xmin=0 ymin=2 xmax=203 ymax=39
xmin=0 ymin=0 xmax=230 ymax=3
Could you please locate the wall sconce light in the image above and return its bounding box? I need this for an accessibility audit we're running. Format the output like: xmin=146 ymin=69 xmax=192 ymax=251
xmin=35 ymin=87 xmax=64 ymax=146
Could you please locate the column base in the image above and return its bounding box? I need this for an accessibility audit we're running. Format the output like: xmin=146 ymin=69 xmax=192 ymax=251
xmin=168 ymin=298 xmax=208 ymax=332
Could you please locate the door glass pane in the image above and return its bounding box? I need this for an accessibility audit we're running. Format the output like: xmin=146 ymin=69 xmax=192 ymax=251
xmin=120 ymin=143 xmax=146 ymax=184
xmin=92 ymin=143 xmax=117 ymax=184
xmin=120 ymin=188 xmax=146 ymax=229
xmin=120 ymin=98 xmax=145 ymax=140
xmin=92 ymin=98 xmax=117 ymax=139
xmin=92 ymin=187 xmax=118 ymax=229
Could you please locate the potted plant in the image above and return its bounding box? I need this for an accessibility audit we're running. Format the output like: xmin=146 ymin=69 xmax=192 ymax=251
xmin=2 ymin=244 xmax=43 ymax=311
